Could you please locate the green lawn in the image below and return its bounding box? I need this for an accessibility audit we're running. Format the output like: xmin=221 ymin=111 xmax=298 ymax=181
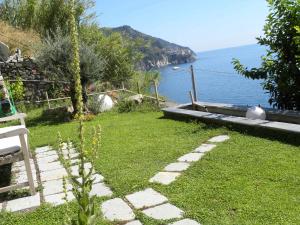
xmin=0 ymin=109 xmax=299 ymax=225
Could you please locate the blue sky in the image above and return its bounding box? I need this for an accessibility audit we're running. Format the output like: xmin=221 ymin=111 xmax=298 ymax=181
xmin=94 ymin=0 xmax=269 ymax=52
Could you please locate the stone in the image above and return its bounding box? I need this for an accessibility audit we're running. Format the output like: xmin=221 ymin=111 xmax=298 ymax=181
xmin=125 ymin=220 xmax=143 ymax=225
xmin=77 ymin=173 xmax=104 ymax=184
xmin=125 ymin=188 xmax=168 ymax=209
xmin=6 ymin=193 xmax=40 ymax=212
xmin=36 ymin=154 xmax=59 ymax=164
xmin=177 ymin=153 xmax=204 ymax=162
xmin=35 ymin=150 xmax=58 ymax=159
xmin=208 ymin=135 xmax=230 ymax=143
xmin=35 ymin=146 xmax=52 ymax=154
xmin=38 ymin=161 xmax=64 ymax=172
xmin=13 ymin=159 xmax=34 ymax=168
xmin=149 ymin=172 xmax=181 ymax=185
xmin=101 ymin=198 xmax=135 ymax=221
xmin=71 ymin=163 xmax=93 ymax=176
xmin=44 ymin=192 xmax=75 ymax=206
xmin=43 ymin=179 xmax=72 ymax=196
xmin=64 ymin=152 xmax=79 ymax=159
xmin=89 ymin=183 xmax=113 ymax=197
xmin=194 ymin=143 xmax=217 ymax=153
xmin=142 ymin=203 xmax=183 ymax=220
xmin=40 ymin=168 xmax=67 ymax=182
xmin=164 ymin=162 xmax=190 ymax=172
xmin=168 ymin=219 xmax=201 ymax=225
xmin=0 ymin=41 xmax=9 ymax=62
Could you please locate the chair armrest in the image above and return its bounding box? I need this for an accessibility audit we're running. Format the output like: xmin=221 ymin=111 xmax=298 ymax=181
xmin=0 ymin=113 xmax=27 ymax=125
xmin=0 ymin=127 xmax=28 ymax=139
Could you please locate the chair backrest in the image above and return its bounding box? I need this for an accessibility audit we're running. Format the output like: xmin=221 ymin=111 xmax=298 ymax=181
xmin=0 ymin=75 xmax=17 ymax=117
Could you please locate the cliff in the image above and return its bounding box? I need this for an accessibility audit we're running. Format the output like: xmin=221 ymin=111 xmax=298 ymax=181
xmin=103 ymin=25 xmax=197 ymax=70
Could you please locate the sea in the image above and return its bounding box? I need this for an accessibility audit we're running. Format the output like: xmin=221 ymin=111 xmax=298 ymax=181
xmin=158 ymin=44 xmax=270 ymax=107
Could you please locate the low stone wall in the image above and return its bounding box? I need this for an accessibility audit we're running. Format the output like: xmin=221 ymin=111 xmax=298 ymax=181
xmin=0 ymin=58 xmax=51 ymax=102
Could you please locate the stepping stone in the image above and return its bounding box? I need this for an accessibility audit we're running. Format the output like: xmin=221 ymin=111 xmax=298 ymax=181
xmin=101 ymin=198 xmax=135 ymax=222
xmin=36 ymin=154 xmax=59 ymax=164
xmin=208 ymin=135 xmax=230 ymax=143
xmin=39 ymin=161 xmax=64 ymax=172
xmin=149 ymin=172 xmax=181 ymax=185
xmin=126 ymin=188 xmax=168 ymax=209
xmin=40 ymin=168 xmax=68 ymax=182
xmin=43 ymin=179 xmax=72 ymax=196
xmin=44 ymin=192 xmax=75 ymax=206
xmin=62 ymin=148 xmax=76 ymax=155
xmin=164 ymin=162 xmax=190 ymax=172
xmin=168 ymin=219 xmax=201 ymax=225
xmin=35 ymin=146 xmax=52 ymax=154
xmin=6 ymin=193 xmax=40 ymax=212
xmin=194 ymin=143 xmax=217 ymax=153
xmin=142 ymin=203 xmax=183 ymax=220
xmin=77 ymin=173 xmax=104 ymax=184
xmin=64 ymin=152 xmax=79 ymax=159
xmin=35 ymin=150 xmax=58 ymax=159
xmin=125 ymin=220 xmax=143 ymax=225
xmin=177 ymin=153 xmax=204 ymax=162
xmin=89 ymin=182 xmax=112 ymax=197
xmin=13 ymin=159 xmax=34 ymax=168
xmin=71 ymin=163 xmax=93 ymax=176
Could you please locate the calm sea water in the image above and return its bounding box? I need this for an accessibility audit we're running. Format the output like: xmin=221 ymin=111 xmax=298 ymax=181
xmin=158 ymin=44 xmax=270 ymax=107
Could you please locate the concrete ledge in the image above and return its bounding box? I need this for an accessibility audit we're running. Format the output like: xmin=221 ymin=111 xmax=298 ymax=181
xmin=163 ymin=106 xmax=300 ymax=134
xmin=179 ymin=102 xmax=300 ymax=125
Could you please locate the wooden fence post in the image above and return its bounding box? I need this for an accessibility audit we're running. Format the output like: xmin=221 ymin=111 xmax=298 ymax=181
xmin=137 ymin=82 xmax=141 ymax=94
xmin=153 ymin=80 xmax=160 ymax=106
xmin=45 ymin=91 xmax=51 ymax=109
xmin=121 ymin=82 xmax=125 ymax=91
xmin=189 ymin=90 xmax=195 ymax=110
xmin=190 ymin=65 xmax=198 ymax=102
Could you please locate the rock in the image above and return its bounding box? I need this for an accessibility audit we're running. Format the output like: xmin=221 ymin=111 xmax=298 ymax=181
xmin=97 ymin=94 xmax=114 ymax=112
xmin=125 ymin=188 xmax=168 ymax=209
xmin=126 ymin=94 xmax=143 ymax=104
xmin=0 ymin=41 xmax=9 ymax=62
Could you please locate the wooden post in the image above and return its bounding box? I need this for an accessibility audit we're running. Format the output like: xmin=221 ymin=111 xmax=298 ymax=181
xmin=45 ymin=92 xmax=51 ymax=109
xmin=190 ymin=65 xmax=198 ymax=102
xmin=137 ymin=82 xmax=141 ymax=94
xmin=189 ymin=90 xmax=196 ymax=110
xmin=121 ymin=82 xmax=125 ymax=91
xmin=153 ymin=80 xmax=160 ymax=106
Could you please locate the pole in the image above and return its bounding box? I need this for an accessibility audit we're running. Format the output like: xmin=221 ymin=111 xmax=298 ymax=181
xmin=45 ymin=91 xmax=51 ymax=109
xmin=153 ymin=80 xmax=160 ymax=106
xmin=189 ymin=91 xmax=195 ymax=110
xmin=137 ymin=82 xmax=141 ymax=94
xmin=190 ymin=65 xmax=198 ymax=102
xmin=121 ymin=82 xmax=125 ymax=91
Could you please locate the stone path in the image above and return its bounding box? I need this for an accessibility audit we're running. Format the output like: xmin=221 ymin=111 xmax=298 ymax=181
xmin=149 ymin=135 xmax=230 ymax=185
xmin=0 ymin=144 xmax=112 ymax=212
xmin=1 ymin=135 xmax=230 ymax=225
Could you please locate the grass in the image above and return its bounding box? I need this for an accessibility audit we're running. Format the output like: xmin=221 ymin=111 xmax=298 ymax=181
xmin=0 ymin=108 xmax=299 ymax=225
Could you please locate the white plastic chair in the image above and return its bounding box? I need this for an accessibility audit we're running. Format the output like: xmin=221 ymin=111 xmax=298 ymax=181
xmin=0 ymin=113 xmax=35 ymax=195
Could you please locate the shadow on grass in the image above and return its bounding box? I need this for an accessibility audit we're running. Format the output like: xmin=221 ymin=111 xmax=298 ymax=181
xmin=159 ymin=114 xmax=300 ymax=147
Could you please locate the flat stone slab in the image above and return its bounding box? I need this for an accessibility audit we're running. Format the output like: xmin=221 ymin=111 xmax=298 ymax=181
xmin=38 ymin=161 xmax=64 ymax=172
xmin=36 ymin=150 xmax=58 ymax=159
xmin=43 ymin=179 xmax=72 ymax=196
xmin=177 ymin=153 xmax=205 ymax=162
xmin=6 ymin=193 xmax=40 ymax=212
xmin=101 ymin=198 xmax=135 ymax=222
xmin=70 ymin=163 xmax=93 ymax=176
xmin=194 ymin=143 xmax=217 ymax=153
xmin=164 ymin=162 xmax=190 ymax=172
xmin=149 ymin=172 xmax=181 ymax=185
xmin=40 ymin=168 xmax=68 ymax=182
xmin=126 ymin=188 xmax=168 ymax=209
xmin=35 ymin=146 xmax=52 ymax=154
xmin=44 ymin=192 xmax=75 ymax=206
xmin=89 ymin=182 xmax=113 ymax=197
xmin=36 ymin=154 xmax=59 ymax=164
xmin=207 ymin=135 xmax=230 ymax=143
xmin=142 ymin=203 xmax=183 ymax=220
xmin=77 ymin=173 xmax=104 ymax=184
xmin=169 ymin=219 xmax=201 ymax=225
xmin=125 ymin=220 xmax=143 ymax=225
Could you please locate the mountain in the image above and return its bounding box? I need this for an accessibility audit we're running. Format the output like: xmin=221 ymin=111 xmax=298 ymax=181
xmin=102 ymin=25 xmax=197 ymax=70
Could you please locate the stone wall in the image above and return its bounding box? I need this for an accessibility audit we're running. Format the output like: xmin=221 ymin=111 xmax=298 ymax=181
xmin=0 ymin=58 xmax=51 ymax=102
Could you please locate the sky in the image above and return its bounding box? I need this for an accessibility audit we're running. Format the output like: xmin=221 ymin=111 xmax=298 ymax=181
xmin=94 ymin=0 xmax=269 ymax=52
